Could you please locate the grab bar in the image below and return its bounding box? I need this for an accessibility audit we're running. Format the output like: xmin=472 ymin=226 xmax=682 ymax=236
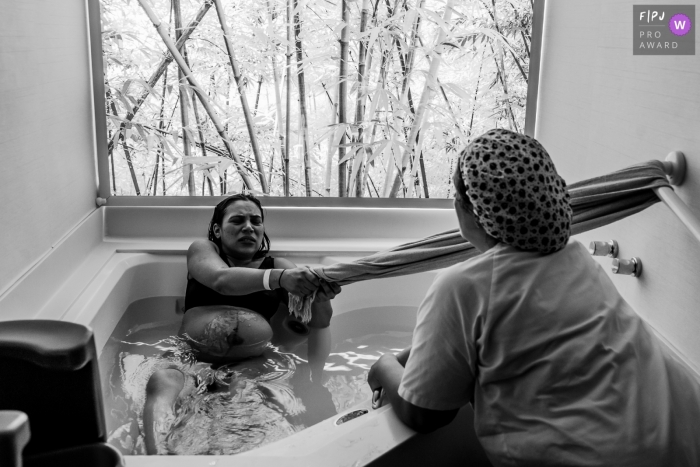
xmin=656 ymin=151 xmax=700 ymax=244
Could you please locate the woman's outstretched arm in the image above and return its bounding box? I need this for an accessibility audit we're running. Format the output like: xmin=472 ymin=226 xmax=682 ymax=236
xmin=187 ymin=239 xmax=319 ymax=296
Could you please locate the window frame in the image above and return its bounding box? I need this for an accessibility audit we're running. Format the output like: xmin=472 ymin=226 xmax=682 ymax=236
xmin=88 ymin=0 xmax=545 ymax=208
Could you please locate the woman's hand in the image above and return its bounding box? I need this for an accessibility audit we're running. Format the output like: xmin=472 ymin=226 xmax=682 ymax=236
xmin=315 ymin=280 xmax=341 ymax=303
xmin=279 ymin=267 xmax=320 ymax=296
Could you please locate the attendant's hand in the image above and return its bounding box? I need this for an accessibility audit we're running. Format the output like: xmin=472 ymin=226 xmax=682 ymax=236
xmin=314 ymin=280 xmax=341 ymax=303
xmin=280 ymin=267 xmax=320 ymax=296
xmin=368 ymin=353 xmax=396 ymax=409
xmin=367 ymin=353 xmax=394 ymax=393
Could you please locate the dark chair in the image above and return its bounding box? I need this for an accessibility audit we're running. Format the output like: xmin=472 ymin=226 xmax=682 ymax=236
xmin=0 ymin=320 xmax=123 ymax=467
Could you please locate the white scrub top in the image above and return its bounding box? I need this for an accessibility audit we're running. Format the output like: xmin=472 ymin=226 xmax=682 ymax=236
xmin=399 ymin=240 xmax=700 ymax=467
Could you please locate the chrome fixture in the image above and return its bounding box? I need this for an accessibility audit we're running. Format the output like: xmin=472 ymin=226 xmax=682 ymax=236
xmin=657 ymin=151 xmax=700 ymax=245
xmin=588 ymin=240 xmax=618 ymax=258
xmin=612 ymin=257 xmax=642 ymax=277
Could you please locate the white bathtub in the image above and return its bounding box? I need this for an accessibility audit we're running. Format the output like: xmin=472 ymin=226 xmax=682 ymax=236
xmin=0 ymin=205 xmax=490 ymax=466
xmin=59 ymin=251 xmax=491 ymax=467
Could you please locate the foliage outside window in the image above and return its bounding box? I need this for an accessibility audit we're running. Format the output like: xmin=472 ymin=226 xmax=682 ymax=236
xmin=101 ymin=0 xmax=533 ymax=198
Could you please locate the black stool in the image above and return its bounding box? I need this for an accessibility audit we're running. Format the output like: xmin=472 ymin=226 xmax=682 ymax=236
xmin=0 ymin=320 xmax=122 ymax=467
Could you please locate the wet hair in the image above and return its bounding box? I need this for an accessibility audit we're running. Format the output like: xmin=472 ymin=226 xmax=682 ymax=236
xmin=207 ymin=193 xmax=271 ymax=261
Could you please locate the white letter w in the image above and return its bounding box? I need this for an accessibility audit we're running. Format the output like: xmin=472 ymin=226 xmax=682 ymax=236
xmin=674 ymin=20 xmax=686 ymax=29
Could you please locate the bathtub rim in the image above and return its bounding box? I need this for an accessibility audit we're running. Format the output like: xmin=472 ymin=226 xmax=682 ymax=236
xmin=62 ymin=248 xmax=438 ymax=467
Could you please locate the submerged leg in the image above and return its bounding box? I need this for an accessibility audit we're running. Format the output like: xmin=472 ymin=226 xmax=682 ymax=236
xmin=143 ymin=368 xmax=186 ymax=455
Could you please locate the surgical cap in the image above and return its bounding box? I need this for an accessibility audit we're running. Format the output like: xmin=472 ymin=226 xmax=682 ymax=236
xmin=458 ymin=129 xmax=572 ymax=254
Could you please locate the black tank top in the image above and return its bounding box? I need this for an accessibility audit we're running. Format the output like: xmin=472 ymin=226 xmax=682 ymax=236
xmin=184 ymin=256 xmax=287 ymax=322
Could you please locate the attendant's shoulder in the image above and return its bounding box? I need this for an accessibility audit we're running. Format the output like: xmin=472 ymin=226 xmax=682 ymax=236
xmin=433 ymin=249 xmax=496 ymax=292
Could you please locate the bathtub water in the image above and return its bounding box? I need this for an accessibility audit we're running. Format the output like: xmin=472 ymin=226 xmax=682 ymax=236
xmin=99 ymin=296 xmax=416 ymax=456
xmin=51 ymin=250 xmax=491 ymax=466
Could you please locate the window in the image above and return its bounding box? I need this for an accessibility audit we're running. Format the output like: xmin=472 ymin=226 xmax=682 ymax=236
xmin=96 ymin=0 xmax=538 ymax=199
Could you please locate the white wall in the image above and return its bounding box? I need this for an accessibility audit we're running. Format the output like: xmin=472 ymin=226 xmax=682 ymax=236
xmin=536 ymin=0 xmax=700 ymax=369
xmin=0 ymin=0 xmax=98 ymax=296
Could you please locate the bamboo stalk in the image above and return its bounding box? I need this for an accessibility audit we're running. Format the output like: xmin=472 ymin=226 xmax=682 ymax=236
xmin=285 ymin=0 xmax=293 ymax=196
xmin=520 ymin=30 xmax=530 ymax=58
xmin=219 ymin=73 xmax=229 ymax=195
xmin=253 ymin=76 xmax=264 ymax=115
xmin=264 ymin=0 xmax=284 ymax=193
xmin=173 ymin=0 xmax=195 ymax=195
xmin=490 ymin=0 xmax=518 ymax=131
xmin=380 ymin=54 xmax=403 ymax=196
xmin=337 ymin=0 xmax=350 ymax=197
xmin=153 ymin=66 xmax=168 ymax=195
xmin=437 ymin=78 xmax=466 ymax=140
xmin=213 ymin=0 xmax=269 ymax=193
xmin=324 ymin=99 xmax=339 ymax=196
xmin=381 ymin=0 xmax=421 ymax=196
xmin=401 ymin=0 xmax=425 ymax=98
xmin=105 ymin=86 xmax=141 ymax=195
xmin=388 ymin=0 xmax=455 ymax=197
xmin=293 ymin=0 xmax=312 ymax=196
xmin=479 ymin=0 xmax=528 ymax=83
xmin=417 ymin=148 xmax=428 ymax=198
xmin=491 ymin=44 xmax=518 ymax=131
xmin=107 ymin=0 xmax=213 ymax=155
xmin=349 ymin=0 xmax=372 ymax=197
xmin=137 ymin=0 xmax=254 ymax=190
xmin=270 ymin=55 xmax=286 ymax=188
xmin=468 ymin=49 xmax=485 ymax=138
xmin=191 ymin=80 xmax=216 ymax=195
xmin=397 ymin=0 xmax=426 ymax=196
xmin=191 ymin=96 xmax=208 ymax=159
xmin=361 ymin=42 xmax=391 ymax=192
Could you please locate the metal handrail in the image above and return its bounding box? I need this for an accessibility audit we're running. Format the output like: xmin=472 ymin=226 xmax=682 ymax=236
xmin=656 ymin=151 xmax=700 ymax=243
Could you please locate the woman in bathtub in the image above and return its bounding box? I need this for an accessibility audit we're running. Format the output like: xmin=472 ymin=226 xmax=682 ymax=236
xmin=368 ymin=129 xmax=700 ymax=466
xmin=144 ymin=193 xmax=340 ymax=454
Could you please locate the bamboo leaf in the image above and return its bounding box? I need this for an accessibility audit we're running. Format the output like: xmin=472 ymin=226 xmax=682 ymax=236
xmin=123 ymin=78 xmax=162 ymax=100
xmin=111 ymin=128 xmax=122 ymax=146
xmin=183 ymin=127 xmax=197 ymax=145
xmin=403 ymin=10 xmax=417 ymax=35
xmin=367 ymin=25 xmax=381 ymax=52
xmin=183 ymin=156 xmax=232 ymax=165
xmin=418 ymin=7 xmax=450 ymax=33
xmin=134 ymin=123 xmax=148 ymax=141
xmin=333 ymin=20 xmax=347 ymax=36
xmin=443 ymin=82 xmax=470 ymax=101
xmin=114 ymin=89 xmax=132 ymax=113
xmin=146 ymin=135 xmax=158 ymax=153
xmin=338 ymin=146 xmax=358 ymax=165
xmin=365 ymin=139 xmax=389 ymax=165
xmin=328 ymin=123 xmax=347 ymax=158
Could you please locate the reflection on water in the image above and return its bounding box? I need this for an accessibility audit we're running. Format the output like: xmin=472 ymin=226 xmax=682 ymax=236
xmin=100 ymin=297 xmax=415 ymax=456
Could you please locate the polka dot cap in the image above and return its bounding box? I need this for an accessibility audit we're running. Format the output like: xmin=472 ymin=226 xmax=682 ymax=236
xmin=459 ymin=129 xmax=572 ymax=254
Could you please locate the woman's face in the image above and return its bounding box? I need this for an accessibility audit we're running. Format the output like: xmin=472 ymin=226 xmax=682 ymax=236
xmin=214 ymin=200 xmax=265 ymax=260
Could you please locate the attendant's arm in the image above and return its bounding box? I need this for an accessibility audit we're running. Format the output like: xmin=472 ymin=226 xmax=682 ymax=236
xmin=368 ymin=352 xmax=458 ymax=434
xmin=396 ymin=347 xmax=411 ymax=366
xmin=187 ymin=240 xmax=318 ymax=296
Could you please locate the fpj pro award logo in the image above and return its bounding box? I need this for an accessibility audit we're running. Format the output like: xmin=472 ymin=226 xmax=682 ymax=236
xmin=634 ymin=5 xmax=695 ymax=55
